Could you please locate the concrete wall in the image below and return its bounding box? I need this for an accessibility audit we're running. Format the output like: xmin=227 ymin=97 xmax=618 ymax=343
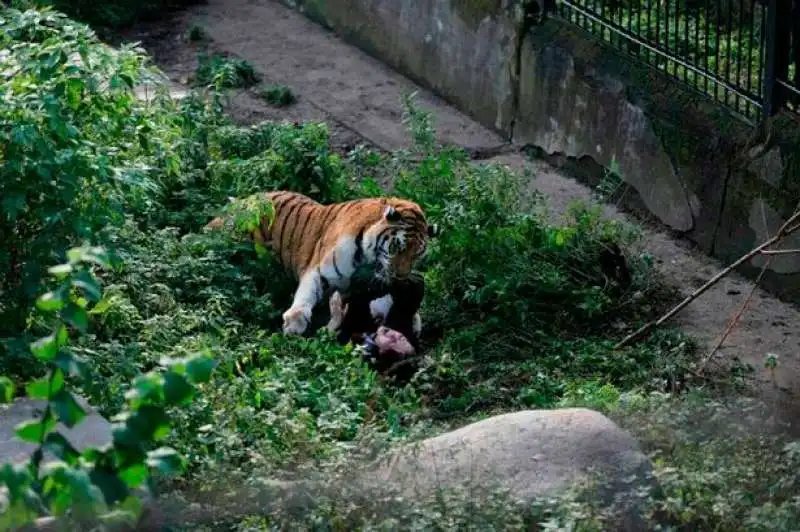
xmin=282 ymin=0 xmax=800 ymax=302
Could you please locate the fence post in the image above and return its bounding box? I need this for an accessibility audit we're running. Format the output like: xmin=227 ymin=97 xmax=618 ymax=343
xmin=762 ymin=0 xmax=792 ymax=117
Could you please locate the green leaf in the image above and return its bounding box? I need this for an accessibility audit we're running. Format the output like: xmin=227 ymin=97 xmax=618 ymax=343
xmin=89 ymin=296 xmax=113 ymax=315
xmin=25 ymin=370 xmax=63 ymax=400
xmin=124 ymin=373 xmax=163 ymax=406
xmin=48 ymin=264 xmax=73 ymax=279
xmin=163 ymin=372 xmax=194 ymax=405
xmin=61 ymin=303 xmax=89 ymax=332
xmin=0 ymin=378 xmax=15 ymax=403
xmin=56 ymin=325 xmax=69 ymax=348
xmin=55 ymin=351 xmax=90 ymax=380
xmin=118 ymin=464 xmax=148 ymax=488
xmin=1 ymin=193 xmax=26 ymax=220
xmin=65 ymin=77 xmax=84 ymax=109
xmin=65 ymin=468 xmax=103 ymax=510
xmin=186 ymin=354 xmax=216 ymax=384
xmin=51 ymin=390 xmax=87 ymax=429
xmin=15 ymin=417 xmax=57 ymax=443
xmin=36 ymin=291 xmax=65 ymax=312
xmin=30 ymin=333 xmax=59 ymax=361
xmin=88 ymin=468 xmax=130 ymax=507
xmin=72 ymin=270 xmax=102 ymax=302
xmin=119 ymin=405 xmax=170 ymax=443
xmin=0 ymin=462 xmax=34 ymax=496
xmin=67 ymin=247 xmax=110 ymax=269
xmin=43 ymin=433 xmax=80 ymax=465
xmin=146 ymin=447 xmax=185 ymax=475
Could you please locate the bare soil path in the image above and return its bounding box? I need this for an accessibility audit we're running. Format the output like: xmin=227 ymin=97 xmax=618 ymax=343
xmin=119 ymin=0 xmax=800 ymax=433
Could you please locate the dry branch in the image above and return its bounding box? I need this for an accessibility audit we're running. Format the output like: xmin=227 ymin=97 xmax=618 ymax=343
xmin=696 ymin=255 xmax=772 ymax=375
xmin=614 ymin=208 xmax=800 ymax=350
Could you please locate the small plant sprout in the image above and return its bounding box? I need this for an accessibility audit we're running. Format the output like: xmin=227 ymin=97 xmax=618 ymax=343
xmin=764 ymin=352 xmax=779 ymax=385
xmin=258 ymin=84 xmax=296 ymax=106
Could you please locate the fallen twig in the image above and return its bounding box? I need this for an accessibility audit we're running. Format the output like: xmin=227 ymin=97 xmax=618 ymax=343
xmin=614 ymin=208 xmax=800 ymax=350
xmin=760 ymin=248 xmax=800 ymax=255
xmin=696 ymin=254 xmax=773 ymax=376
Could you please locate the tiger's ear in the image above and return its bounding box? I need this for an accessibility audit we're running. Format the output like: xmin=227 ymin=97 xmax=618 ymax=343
xmin=427 ymin=223 xmax=440 ymax=238
xmin=383 ymin=205 xmax=402 ymax=222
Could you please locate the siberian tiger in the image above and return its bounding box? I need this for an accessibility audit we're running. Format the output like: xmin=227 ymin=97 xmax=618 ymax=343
xmin=204 ymin=190 xmax=437 ymax=336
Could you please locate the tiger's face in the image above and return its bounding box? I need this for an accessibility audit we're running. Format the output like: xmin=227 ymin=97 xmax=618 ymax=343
xmin=368 ymin=200 xmax=438 ymax=283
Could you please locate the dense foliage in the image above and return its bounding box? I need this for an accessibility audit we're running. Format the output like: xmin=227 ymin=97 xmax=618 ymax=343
xmin=1 ymin=5 xmax=798 ymax=530
xmin=14 ymin=0 xmax=202 ymax=30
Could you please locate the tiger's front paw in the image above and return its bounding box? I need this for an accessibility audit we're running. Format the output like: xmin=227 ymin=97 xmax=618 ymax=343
xmin=282 ymin=306 xmax=311 ymax=336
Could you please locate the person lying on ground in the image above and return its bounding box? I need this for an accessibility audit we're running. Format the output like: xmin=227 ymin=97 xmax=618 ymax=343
xmin=326 ymin=271 xmax=425 ymax=379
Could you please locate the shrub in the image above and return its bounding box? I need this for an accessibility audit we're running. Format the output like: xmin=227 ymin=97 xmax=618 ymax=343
xmin=0 ymin=245 xmax=215 ymax=530
xmin=612 ymin=390 xmax=800 ymax=531
xmin=24 ymin=0 xmax=202 ymax=30
xmin=194 ymin=52 xmax=260 ymax=90
xmin=206 ymin=121 xmax=355 ymax=205
xmin=257 ymin=84 xmax=296 ymax=107
xmin=0 ymin=7 xmax=181 ymax=339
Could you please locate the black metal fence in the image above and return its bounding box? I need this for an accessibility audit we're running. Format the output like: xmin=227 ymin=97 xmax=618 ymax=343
xmin=544 ymin=0 xmax=800 ymax=124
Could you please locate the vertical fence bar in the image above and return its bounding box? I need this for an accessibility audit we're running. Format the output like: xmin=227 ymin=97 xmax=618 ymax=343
xmin=682 ymin=0 xmax=690 ymax=84
xmin=762 ymin=0 xmax=778 ymax=117
xmin=763 ymin=0 xmax=792 ymax=117
xmin=745 ymin=0 xmax=756 ymax=117
xmin=714 ymin=0 xmax=722 ymax=103
xmin=704 ymin=0 xmax=712 ymax=98
xmin=792 ymin=0 xmax=800 ymax=104
xmin=735 ymin=0 xmax=744 ymax=114
xmin=664 ymin=0 xmax=671 ymax=75
xmin=724 ymin=0 xmax=733 ymax=107
xmin=655 ymin=0 xmax=662 ymax=70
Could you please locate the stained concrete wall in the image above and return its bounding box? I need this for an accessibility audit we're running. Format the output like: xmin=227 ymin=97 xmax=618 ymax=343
xmin=282 ymin=0 xmax=800 ymax=302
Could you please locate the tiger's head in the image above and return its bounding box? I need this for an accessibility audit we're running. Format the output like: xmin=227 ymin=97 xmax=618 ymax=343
xmin=364 ymin=198 xmax=438 ymax=283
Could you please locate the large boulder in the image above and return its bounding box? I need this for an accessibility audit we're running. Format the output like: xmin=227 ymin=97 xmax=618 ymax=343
xmin=368 ymin=408 xmax=653 ymax=529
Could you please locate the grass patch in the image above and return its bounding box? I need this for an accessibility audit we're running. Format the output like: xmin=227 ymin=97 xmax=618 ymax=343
xmin=257 ymin=84 xmax=296 ymax=107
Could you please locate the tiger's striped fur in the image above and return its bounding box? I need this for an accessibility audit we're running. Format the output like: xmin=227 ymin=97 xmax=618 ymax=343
xmin=205 ymin=190 xmax=436 ymax=336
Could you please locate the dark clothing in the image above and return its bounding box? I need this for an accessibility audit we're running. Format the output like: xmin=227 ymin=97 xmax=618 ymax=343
xmin=337 ymin=272 xmax=425 ymax=351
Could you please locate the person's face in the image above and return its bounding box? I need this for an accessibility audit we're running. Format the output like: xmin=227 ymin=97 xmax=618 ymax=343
xmin=374 ymin=325 xmax=415 ymax=357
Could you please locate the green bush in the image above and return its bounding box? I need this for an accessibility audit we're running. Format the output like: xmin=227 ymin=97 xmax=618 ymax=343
xmin=207 ymin=121 xmax=354 ymax=205
xmin=0 ymin=245 xmax=215 ymax=530
xmin=0 ymin=7 xmax=181 ymax=339
xmin=194 ymin=52 xmax=260 ymax=90
xmin=611 ymin=389 xmax=800 ymax=531
xmin=257 ymin=84 xmax=296 ymax=107
xmin=23 ymin=0 xmax=202 ymax=29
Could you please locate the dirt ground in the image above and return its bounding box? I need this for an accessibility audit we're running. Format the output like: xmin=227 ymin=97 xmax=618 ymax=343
xmin=118 ymin=0 xmax=800 ymax=433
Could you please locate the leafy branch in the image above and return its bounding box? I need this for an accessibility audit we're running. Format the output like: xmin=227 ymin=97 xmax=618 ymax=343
xmin=0 ymin=245 xmax=216 ymax=530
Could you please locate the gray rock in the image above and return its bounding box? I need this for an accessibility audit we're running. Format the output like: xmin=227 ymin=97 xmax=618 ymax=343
xmin=366 ymin=408 xmax=653 ymax=529
xmin=0 ymin=395 xmax=112 ymax=466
